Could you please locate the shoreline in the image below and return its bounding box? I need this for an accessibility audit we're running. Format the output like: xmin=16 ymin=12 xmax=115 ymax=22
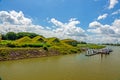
xmin=0 ymin=47 xmax=81 ymax=61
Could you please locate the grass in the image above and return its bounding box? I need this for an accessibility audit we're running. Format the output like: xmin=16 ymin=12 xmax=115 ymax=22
xmin=3 ymin=36 xmax=50 ymax=48
xmin=0 ymin=37 xmax=105 ymax=50
xmin=0 ymin=40 xmax=13 ymax=47
xmin=15 ymin=36 xmax=32 ymax=43
xmin=32 ymin=36 xmax=45 ymax=43
xmin=61 ymin=39 xmax=78 ymax=46
xmin=77 ymin=43 xmax=105 ymax=49
xmin=0 ymin=40 xmax=12 ymax=45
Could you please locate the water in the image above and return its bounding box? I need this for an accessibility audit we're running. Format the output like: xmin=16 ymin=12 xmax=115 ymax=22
xmin=0 ymin=46 xmax=120 ymax=80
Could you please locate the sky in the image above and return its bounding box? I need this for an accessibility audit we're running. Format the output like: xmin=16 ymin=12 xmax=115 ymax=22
xmin=0 ymin=0 xmax=120 ymax=43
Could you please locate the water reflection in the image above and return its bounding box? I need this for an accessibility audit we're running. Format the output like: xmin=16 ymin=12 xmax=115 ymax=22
xmin=100 ymin=53 xmax=110 ymax=59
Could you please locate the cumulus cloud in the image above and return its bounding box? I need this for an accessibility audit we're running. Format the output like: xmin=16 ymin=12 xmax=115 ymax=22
xmin=97 ymin=13 xmax=108 ymax=20
xmin=0 ymin=10 xmax=87 ymax=41
xmin=112 ymin=19 xmax=120 ymax=36
xmin=87 ymin=19 xmax=120 ymax=43
xmin=108 ymin=0 xmax=118 ymax=9
xmin=50 ymin=18 xmax=86 ymax=37
xmin=112 ymin=9 xmax=120 ymax=15
xmin=0 ymin=10 xmax=32 ymax=25
xmin=88 ymin=21 xmax=115 ymax=35
xmin=86 ymin=35 xmax=120 ymax=43
xmin=88 ymin=20 xmax=120 ymax=35
xmin=89 ymin=21 xmax=102 ymax=28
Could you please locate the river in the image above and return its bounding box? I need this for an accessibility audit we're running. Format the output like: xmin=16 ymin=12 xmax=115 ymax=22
xmin=0 ymin=46 xmax=120 ymax=80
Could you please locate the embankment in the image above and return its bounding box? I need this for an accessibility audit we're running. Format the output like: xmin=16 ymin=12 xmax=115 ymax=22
xmin=0 ymin=47 xmax=81 ymax=61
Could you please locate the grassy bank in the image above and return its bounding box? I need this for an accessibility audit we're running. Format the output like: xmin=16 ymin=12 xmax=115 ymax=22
xmin=0 ymin=47 xmax=82 ymax=61
xmin=0 ymin=44 xmax=105 ymax=61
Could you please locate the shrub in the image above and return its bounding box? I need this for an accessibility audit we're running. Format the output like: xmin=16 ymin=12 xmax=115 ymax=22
xmin=21 ymin=43 xmax=43 ymax=47
xmin=7 ymin=43 xmax=16 ymax=47
xmin=43 ymin=46 xmax=48 ymax=51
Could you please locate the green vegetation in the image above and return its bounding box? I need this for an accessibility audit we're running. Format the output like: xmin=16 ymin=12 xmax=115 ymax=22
xmin=32 ymin=36 xmax=45 ymax=43
xmin=61 ymin=39 xmax=78 ymax=47
xmin=1 ymin=32 xmax=39 ymax=40
xmin=102 ymin=43 xmax=120 ymax=46
xmin=77 ymin=44 xmax=105 ymax=49
xmin=0 ymin=32 xmax=105 ymax=61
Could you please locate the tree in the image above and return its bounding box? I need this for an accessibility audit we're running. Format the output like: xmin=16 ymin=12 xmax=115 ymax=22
xmin=1 ymin=32 xmax=39 ymax=40
xmin=16 ymin=32 xmax=39 ymax=39
xmin=1 ymin=34 xmax=7 ymax=40
xmin=6 ymin=32 xmax=17 ymax=40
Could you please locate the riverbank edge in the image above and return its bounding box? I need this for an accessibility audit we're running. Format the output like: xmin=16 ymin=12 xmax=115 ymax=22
xmin=0 ymin=47 xmax=82 ymax=61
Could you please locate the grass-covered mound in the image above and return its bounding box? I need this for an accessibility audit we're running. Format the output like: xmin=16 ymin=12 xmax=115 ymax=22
xmin=61 ymin=39 xmax=78 ymax=47
xmin=6 ymin=36 xmax=49 ymax=48
xmin=45 ymin=38 xmax=81 ymax=54
xmin=15 ymin=36 xmax=32 ymax=43
xmin=32 ymin=36 xmax=45 ymax=43
xmin=46 ymin=37 xmax=60 ymax=44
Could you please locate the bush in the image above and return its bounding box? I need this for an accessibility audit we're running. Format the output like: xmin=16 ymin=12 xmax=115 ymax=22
xmin=7 ymin=43 xmax=16 ymax=47
xmin=21 ymin=43 xmax=43 ymax=47
xmin=43 ymin=46 xmax=48 ymax=51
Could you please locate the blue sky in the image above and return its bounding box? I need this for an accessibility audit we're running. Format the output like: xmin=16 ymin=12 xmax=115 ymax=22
xmin=0 ymin=0 xmax=120 ymax=43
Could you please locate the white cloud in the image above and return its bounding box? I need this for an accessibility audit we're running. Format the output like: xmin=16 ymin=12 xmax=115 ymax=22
xmin=87 ymin=19 xmax=120 ymax=43
xmin=50 ymin=18 xmax=64 ymax=27
xmin=50 ymin=18 xmax=86 ymax=37
xmin=88 ymin=20 xmax=120 ymax=35
xmin=0 ymin=10 xmax=86 ymax=41
xmin=97 ymin=13 xmax=108 ymax=20
xmin=89 ymin=21 xmax=102 ymax=28
xmin=88 ymin=21 xmax=116 ymax=35
xmin=86 ymin=35 xmax=120 ymax=43
xmin=112 ymin=19 xmax=120 ymax=35
xmin=108 ymin=0 xmax=118 ymax=9
xmin=112 ymin=9 xmax=120 ymax=15
xmin=0 ymin=10 xmax=32 ymax=25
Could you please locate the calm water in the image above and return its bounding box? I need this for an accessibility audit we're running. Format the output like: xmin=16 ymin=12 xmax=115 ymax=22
xmin=0 ymin=46 xmax=120 ymax=80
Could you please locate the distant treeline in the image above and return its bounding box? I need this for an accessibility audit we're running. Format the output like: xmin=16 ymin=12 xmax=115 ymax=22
xmin=1 ymin=32 xmax=40 ymax=40
xmin=102 ymin=43 xmax=120 ymax=46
